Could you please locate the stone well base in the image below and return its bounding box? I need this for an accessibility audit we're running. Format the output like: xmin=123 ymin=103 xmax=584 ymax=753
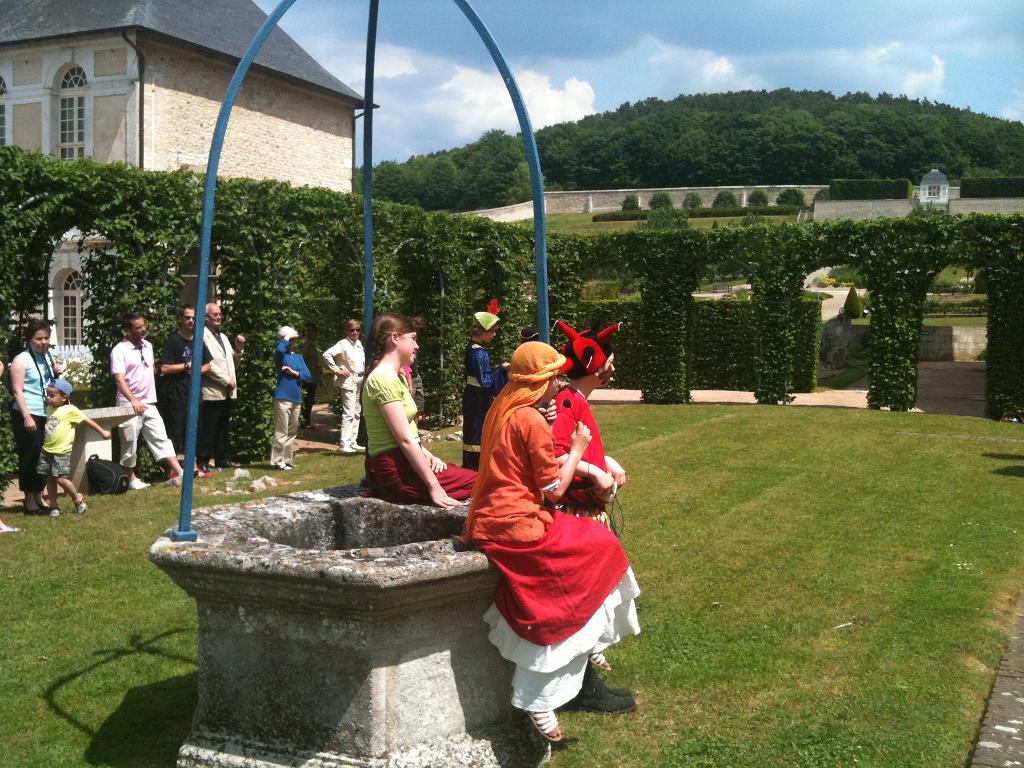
xmin=151 ymin=488 xmax=550 ymax=768
xmin=178 ymin=729 xmax=549 ymax=768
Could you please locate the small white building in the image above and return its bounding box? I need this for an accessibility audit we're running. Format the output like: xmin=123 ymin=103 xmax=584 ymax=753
xmin=919 ymin=168 xmax=949 ymax=208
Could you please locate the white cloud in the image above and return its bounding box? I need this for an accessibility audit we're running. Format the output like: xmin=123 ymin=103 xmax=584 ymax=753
xmin=808 ymin=42 xmax=945 ymax=99
xmin=433 ymin=66 xmax=595 ymax=138
xmin=1001 ymin=89 xmax=1024 ymax=122
xmin=647 ymin=40 xmax=763 ymax=92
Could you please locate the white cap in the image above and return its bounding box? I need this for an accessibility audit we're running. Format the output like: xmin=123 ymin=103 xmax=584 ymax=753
xmin=278 ymin=325 xmax=299 ymax=341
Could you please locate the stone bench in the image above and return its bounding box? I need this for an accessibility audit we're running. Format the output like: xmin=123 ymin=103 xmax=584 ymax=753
xmin=69 ymin=405 xmax=135 ymax=493
xmin=150 ymin=487 xmax=547 ymax=768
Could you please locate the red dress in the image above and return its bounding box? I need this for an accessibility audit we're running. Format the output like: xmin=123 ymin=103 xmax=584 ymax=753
xmin=465 ymin=407 xmax=628 ymax=646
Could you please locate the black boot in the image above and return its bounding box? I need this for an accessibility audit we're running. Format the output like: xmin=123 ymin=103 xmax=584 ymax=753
xmin=560 ymin=663 xmax=637 ymax=713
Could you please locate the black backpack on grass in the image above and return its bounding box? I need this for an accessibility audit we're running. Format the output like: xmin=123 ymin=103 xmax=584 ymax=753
xmin=86 ymin=455 xmax=129 ymax=494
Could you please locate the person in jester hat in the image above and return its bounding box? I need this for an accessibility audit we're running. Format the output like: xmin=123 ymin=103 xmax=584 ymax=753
xmin=550 ymin=320 xmax=626 ymax=527
xmin=461 ymin=298 xmax=509 ymax=470
xmin=550 ymin=320 xmax=628 ymax=674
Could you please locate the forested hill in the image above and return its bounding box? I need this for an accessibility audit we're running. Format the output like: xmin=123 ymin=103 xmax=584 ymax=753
xmin=363 ymin=89 xmax=1024 ymax=212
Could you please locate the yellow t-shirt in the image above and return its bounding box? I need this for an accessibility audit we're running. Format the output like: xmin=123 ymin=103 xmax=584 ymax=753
xmin=361 ymin=367 xmax=418 ymax=457
xmin=43 ymin=403 xmax=85 ymax=455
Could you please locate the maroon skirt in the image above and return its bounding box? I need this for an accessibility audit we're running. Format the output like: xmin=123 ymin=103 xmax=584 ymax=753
xmin=365 ymin=446 xmax=476 ymax=504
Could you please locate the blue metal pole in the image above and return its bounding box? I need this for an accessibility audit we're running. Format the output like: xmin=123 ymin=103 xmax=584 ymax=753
xmin=172 ymin=0 xmax=299 ymax=542
xmin=451 ymin=0 xmax=549 ymax=342
xmin=362 ymin=0 xmax=379 ymax=334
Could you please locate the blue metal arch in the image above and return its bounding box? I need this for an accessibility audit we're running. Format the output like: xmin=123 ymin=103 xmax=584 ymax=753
xmin=173 ymin=0 xmax=549 ymax=540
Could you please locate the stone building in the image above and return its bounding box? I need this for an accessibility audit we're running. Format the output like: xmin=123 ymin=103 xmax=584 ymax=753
xmin=1 ymin=0 xmax=362 ymax=347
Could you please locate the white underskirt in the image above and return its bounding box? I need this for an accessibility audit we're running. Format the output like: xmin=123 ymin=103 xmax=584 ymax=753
xmin=483 ymin=567 xmax=641 ymax=711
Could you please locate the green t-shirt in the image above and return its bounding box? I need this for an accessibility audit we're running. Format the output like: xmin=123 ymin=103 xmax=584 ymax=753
xmin=43 ymin=403 xmax=85 ymax=455
xmin=361 ymin=367 xmax=418 ymax=456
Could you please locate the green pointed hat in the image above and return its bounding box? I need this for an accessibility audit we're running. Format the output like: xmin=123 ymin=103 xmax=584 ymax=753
xmin=473 ymin=298 xmax=501 ymax=330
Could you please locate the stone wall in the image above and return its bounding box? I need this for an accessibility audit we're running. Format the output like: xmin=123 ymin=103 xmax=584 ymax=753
xmin=471 ymin=184 xmax=825 ymax=222
xmin=813 ymin=199 xmax=917 ymax=221
xmin=143 ymin=40 xmax=355 ymax=192
xmin=919 ymin=326 xmax=986 ymax=361
xmin=949 ymin=198 xmax=1024 ymax=215
xmin=820 ymin=320 xmax=986 ymax=366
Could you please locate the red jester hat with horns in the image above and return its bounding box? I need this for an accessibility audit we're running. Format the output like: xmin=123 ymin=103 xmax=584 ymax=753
xmin=556 ymin=320 xmax=622 ymax=379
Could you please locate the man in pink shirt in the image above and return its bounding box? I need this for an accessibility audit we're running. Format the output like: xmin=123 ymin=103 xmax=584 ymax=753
xmin=111 ymin=312 xmax=185 ymax=489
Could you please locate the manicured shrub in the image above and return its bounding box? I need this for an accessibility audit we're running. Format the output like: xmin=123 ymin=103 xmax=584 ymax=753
xmin=648 ymin=191 xmax=673 ymax=210
xmin=960 ymin=177 xmax=1024 ymax=198
xmin=974 ymin=271 xmax=988 ymax=294
xmin=829 ymin=178 xmax=914 ymax=200
xmin=641 ymin=207 xmax=689 ymax=230
xmin=686 ymin=205 xmax=802 ymax=218
xmin=843 ymin=286 xmax=863 ymax=318
xmin=683 ymin=192 xmax=703 ymax=209
xmin=592 ymin=210 xmax=647 ymax=222
xmin=621 ymin=193 xmax=640 ymax=211
xmin=777 ymin=188 xmax=806 ymax=206
xmin=747 ymin=189 xmax=770 ymax=207
xmin=712 ymin=190 xmax=739 ymax=208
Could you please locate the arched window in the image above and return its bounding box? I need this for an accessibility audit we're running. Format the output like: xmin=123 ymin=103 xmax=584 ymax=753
xmin=58 ymin=66 xmax=87 ymax=159
xmin=0 ymin=76 xmax=7 ymax=147
xmin=60 ymin=270 xmax=84 ymax=346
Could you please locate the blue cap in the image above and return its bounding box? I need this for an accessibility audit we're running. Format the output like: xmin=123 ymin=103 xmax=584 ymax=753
xmin=50 ymin=378 xmax=73 ymax=397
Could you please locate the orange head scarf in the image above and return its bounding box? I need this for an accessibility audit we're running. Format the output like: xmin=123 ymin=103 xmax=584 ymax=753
xmin=466 ymin=341 xmax=565 ymax=516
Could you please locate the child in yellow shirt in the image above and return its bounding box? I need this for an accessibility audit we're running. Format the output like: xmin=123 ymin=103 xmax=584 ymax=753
xmin=37 ymin=379 xmax=110 ymax=516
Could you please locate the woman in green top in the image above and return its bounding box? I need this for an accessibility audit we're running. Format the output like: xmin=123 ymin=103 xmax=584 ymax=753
xmin=361 ymin=313 xmax=476 ymax=507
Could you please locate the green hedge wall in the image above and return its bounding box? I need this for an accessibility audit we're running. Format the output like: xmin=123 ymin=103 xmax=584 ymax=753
xmin=830 ymin=178 xmax=914 ymax=200
xmin=960 ymin=177 xmax=1024 ymax=199
xmin=953 ymin=214 xmax=1024 ymax=419
xmin=3 ymin=146 xmax=1024 ymax=493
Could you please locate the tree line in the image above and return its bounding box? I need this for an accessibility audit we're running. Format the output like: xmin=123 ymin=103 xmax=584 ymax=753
xmin=362 ymin=88 xmax=1024 ymax=212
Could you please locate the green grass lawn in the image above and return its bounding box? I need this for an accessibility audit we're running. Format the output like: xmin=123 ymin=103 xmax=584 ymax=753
xmin=4 ymin=406 xmax=1024 ymax=767
xmin=853 ymin=315 xmax=988 ymax=327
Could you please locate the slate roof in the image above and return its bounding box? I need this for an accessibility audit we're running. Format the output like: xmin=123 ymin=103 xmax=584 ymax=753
xmin=0 ymin=0 xmax=362 ymax=104
xmin=921 ymin=168 xmax=949 ymax=186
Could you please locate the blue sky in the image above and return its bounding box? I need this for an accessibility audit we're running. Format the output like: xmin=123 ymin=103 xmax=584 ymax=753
xmin=255 ymin=0 xmax=1024 ymax=163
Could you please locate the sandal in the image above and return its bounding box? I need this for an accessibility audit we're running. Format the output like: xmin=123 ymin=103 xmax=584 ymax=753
xmin=0 ymin=523 xmax=18 ymax=533
xmin=590 ymin=652 xmax=611 ymax=671
xmin=527 ymin=710 xmax=562 ymax=742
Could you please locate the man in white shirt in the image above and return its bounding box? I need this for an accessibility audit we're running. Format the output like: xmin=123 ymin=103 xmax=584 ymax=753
xmin=111 ymin=312 xmax=186 ymax=489
xmin=322 ymin=319 xmax=365 ymax=454
xmin=199 ymin=302 xmax=245 ymax=471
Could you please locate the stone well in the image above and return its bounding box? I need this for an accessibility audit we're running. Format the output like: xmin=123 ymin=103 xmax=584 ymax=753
xmin=150 ymin=487 xmax=547 ymax=768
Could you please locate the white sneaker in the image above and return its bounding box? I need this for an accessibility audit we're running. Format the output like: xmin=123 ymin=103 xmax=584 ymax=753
xmin=128 ymin=478 xmax=150 ymax=491
xmin=282 ymin=463 xmax=294 ymax=471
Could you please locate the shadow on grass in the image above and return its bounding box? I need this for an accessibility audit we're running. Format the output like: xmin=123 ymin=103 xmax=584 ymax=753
xmin=983 ymin=453 xmax=1024 ymax=462
xmin=41 ymin=628 xmax=196 ymax=767
xmin=993 ymin=466 xmax=1024 ymax=478
xmin=84 ymin=672 xmax=196 ymax=767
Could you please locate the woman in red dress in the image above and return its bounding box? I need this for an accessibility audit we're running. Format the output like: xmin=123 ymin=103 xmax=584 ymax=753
xmin=462 ymin=341 xmax=640 ymax=742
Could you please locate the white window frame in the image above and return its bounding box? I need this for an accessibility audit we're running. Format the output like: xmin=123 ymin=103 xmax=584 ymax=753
xmin=58 ymin=269 xmax=84 ymax=347
xmin=57 ymin=66 xmax=88 ymax=160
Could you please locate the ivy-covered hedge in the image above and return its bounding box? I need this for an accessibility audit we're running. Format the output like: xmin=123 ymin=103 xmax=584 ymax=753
xmin=592 ymin=210 xmax=647 ymax=222
xmin=591 ymin=204 xmax=802 ymax=223
xmin=960 ymin=177 xmax=1024 ymax=199
xmin=688 ymin=297 xmax=820 ymax=392
xmin=829 ymin=178 xmax=914 ymax=200
xmin=3 ymin=145 xmax=1024 ymax=491
xmin=686 ymin=205 xmax=802 ymax=218
xmin=952 ymin=214 xmax=1024 ymax=419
